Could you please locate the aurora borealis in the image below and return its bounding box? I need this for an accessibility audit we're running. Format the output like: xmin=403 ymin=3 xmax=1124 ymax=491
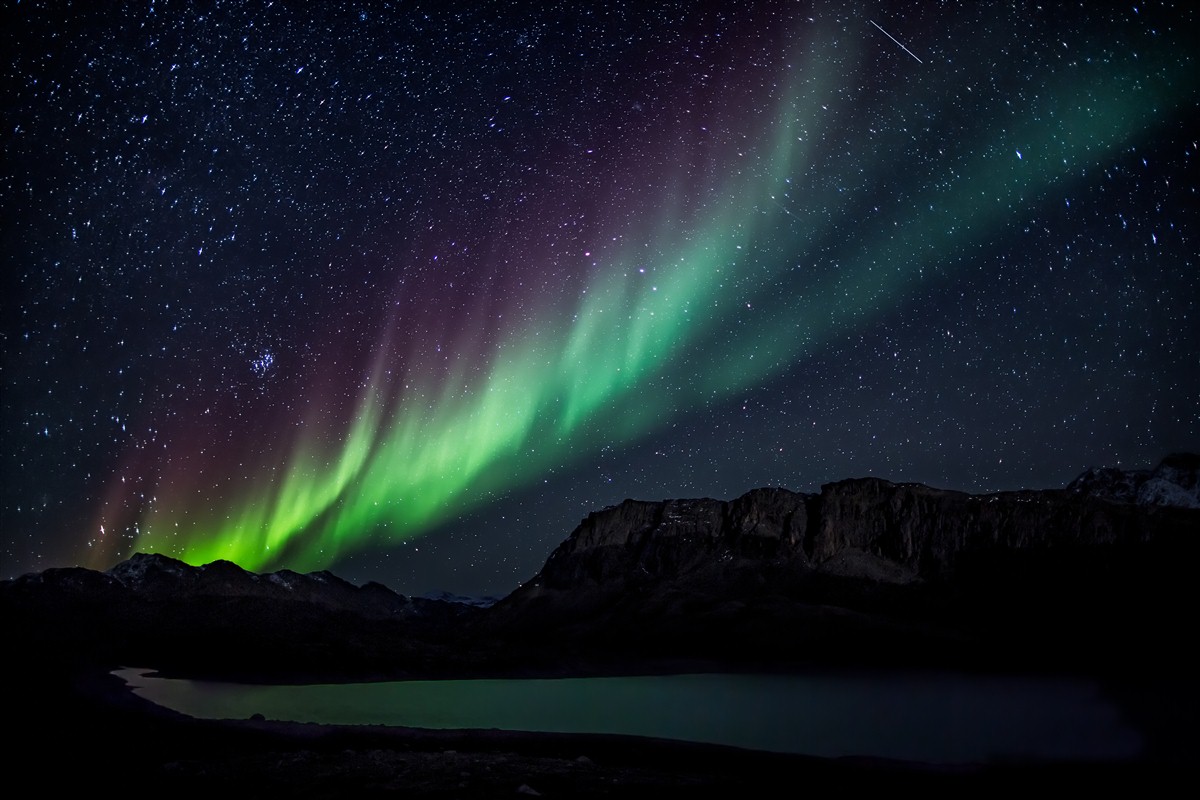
xmin=4 ymin=2 xmax=1198 ymax=594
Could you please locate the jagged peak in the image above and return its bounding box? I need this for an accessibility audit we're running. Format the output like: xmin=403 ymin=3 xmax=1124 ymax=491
xmin=200 ymin=559 xmax=251 ymax=576
xmin=1067 ymin=453 xmax=1198 ymax=508
xmin=113 ymin=551 xmax=190 ymax=569
xmin=107 ymin=552 xmax=194 ymax=587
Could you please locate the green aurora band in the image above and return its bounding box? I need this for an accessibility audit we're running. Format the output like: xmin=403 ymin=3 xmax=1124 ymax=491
xmin=112 ymin=21 xmax=1194 ymax=573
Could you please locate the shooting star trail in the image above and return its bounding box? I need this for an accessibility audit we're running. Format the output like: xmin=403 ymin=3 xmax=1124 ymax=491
xmin=869 ymin=20 xmax=924 ymax=64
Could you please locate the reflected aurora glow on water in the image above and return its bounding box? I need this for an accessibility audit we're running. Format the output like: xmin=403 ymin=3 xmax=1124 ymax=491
xmin=116 ymin=668 xmax=1142 ymax=764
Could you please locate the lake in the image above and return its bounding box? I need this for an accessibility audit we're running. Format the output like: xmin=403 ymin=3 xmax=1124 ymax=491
xmin=114 ymin=668 xmax=1142 ymax=764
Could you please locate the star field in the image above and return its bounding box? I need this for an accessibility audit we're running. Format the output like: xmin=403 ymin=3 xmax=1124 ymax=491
xmin=3 ymin=1 xmax=1197 ymax=595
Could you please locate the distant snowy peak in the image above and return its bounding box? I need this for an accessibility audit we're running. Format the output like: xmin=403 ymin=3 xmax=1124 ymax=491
xmin=101 ymin=552 xmax=415 ymax=619
xmin=1067 ymin=453 xmax=1199 ymax=509
xmin=1066 ymin=467 xmax=1142 ymax=504
xmin=106 ymin=551 xmax=195 ymax=590
xmin=100 ymin=555 xmax=491 ymax=617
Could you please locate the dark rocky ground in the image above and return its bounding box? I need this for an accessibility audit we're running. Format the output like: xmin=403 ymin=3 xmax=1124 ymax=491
xmin=5 ymin=653 xmax=1197 ymax=798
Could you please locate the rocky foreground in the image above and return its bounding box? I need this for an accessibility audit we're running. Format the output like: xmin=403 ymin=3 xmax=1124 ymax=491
xmin=3 ymin=454 xmax=1198 ymax=793
xmin=13 ymin=661 xmax=1184 ymax=797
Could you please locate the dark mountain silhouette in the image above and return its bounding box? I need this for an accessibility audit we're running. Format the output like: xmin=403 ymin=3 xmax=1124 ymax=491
xmin=488 ymin=455 xmax=1200 ymax=670
xmin=4 ymin=455 xmax=1197 ymax=678
xmin=4 ymin=552 xmax=481 ymax=681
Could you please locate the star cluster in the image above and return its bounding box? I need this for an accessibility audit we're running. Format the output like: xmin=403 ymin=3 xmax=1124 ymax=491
xmin=3 ymin=1 xmax=1197 ymax=595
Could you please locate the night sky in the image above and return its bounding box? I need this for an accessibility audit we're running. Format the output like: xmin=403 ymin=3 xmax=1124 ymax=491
xmin=3 ymin=1 xmax=1197 ymax=596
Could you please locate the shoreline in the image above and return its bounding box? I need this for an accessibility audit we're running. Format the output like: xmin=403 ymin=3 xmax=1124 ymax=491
xmin=6 ymin=657 xmax=1192 ymax=796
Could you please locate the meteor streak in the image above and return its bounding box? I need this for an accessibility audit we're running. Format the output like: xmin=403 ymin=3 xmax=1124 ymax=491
xmin=870 ymin=20 xmax=923 ymax=64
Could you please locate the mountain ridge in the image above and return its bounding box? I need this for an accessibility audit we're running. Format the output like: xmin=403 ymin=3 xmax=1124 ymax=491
xmin=4 ymin=454 xmax=1197 ymax=677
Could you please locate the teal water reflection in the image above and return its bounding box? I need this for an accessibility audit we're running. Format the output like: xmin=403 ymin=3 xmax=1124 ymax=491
xmin=115 ymin=668 xmax=1142 ymax=764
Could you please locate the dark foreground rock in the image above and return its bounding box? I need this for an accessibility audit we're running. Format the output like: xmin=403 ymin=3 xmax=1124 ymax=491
xmin=3 ymin=660 xmax=1192 ymax=798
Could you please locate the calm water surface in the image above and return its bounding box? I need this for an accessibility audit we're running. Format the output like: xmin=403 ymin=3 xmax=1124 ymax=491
xmin=115 ymin=668 xmax=1142 ymax=764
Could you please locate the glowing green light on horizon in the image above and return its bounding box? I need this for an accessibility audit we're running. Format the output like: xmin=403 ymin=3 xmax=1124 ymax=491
xmin=123 ymin=23 xmax=1194 ymax=573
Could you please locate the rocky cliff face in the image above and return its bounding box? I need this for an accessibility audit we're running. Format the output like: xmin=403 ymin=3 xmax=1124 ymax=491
xmin=532 ymin=488 xmax=811 ymax=591
xmin=514 ymin=474 xmax=1194 ymax=599
xmin=492 ymin=457 xmax=1199 ymax=667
